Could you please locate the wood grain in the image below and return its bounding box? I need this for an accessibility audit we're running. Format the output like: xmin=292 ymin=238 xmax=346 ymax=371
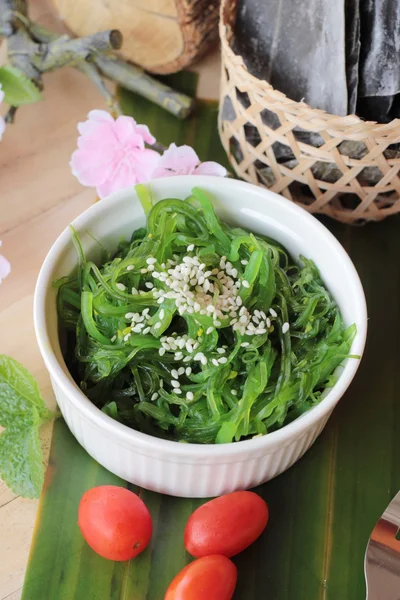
xmin=50 ymin=0 xmax=219 ymax=74
xmin=0 ymin=1 xmax=220 ymax=597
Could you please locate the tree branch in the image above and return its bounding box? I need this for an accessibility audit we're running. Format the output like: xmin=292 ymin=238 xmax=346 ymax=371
xmin=4 ymin=106 xmax=18 ymax=123
xmin=0 ymin=0 xmax=195 ymax=119
xmin=33 ymin=30 xmax=123 ymax=72
xmin=95 ymin=55 xmax=194 ymax=119
xmin=78 ymin=62 xmax=122 ymax=116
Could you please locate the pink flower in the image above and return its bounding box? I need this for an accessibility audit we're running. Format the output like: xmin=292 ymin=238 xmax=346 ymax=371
xmin=70 ymin=110 xmax=160 ymax=198
xmin=0 ymin=242 xmax=10 ymax=284
xmin=0 ymin=84 xmax=5 ymax=141
xmin=152 ymin=143 xmax=227 ymax=178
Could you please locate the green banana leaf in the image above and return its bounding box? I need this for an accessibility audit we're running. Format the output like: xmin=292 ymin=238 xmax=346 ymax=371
xmin=22 ymin=73 xmax=400 ymax=600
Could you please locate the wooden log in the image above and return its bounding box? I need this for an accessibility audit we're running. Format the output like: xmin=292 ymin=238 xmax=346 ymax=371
xmin=49 ymin=0 xmax=220 ymax=74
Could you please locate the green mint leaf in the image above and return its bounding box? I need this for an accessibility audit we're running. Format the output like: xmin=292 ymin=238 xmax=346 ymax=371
xmin=0 ymin=355 xmax=50 ymax=426
xmin=0 ymin=65 xmax=43 ymax=106
xmin=0 ymin=355 xmax=56 ymax=498
xmin=0 ymin=417 xmax=44 ymax=499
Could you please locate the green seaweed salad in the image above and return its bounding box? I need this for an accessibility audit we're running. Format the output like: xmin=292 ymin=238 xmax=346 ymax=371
xmin=56 ymin=186 xmax=356 ymax=444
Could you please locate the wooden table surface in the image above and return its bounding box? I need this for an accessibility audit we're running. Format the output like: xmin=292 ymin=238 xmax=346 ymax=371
xmin=0 ymin=1 xmax=220 ymax=597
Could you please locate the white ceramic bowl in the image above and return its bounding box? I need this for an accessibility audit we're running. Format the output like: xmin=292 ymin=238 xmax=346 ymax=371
xmin=34 ymin=176 xmax=367 ymax=498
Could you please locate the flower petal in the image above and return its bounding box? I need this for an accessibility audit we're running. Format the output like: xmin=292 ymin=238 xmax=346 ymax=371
xmin=0 ymin=254 xmax=11 ymax=282
xmin=71 ymin=110 xmax=159 ymax=196
xmin=96 ymin=149 xmax=160 ymax=198
xmin=135 ymin=124 xmax=156 ymax=146
xmin=151 ymin=143 xmax=200 ymax=178
xmin=0 ymin=117 xmax=5 ymax=142
xmin=194 ymin=161 xmax=227 ymax=177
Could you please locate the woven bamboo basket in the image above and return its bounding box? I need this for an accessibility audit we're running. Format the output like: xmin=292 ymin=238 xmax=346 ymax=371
xmin=218 ymin=0 xmax=400 ymax=223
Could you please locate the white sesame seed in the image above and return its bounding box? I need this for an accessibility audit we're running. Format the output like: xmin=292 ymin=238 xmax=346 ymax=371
xmin=269 ymin=308 xmax=278 ymax=317
xmin=266 ymin=318 xmax=271 ymax=328
xmin=201 ymin=356 xmax=207 ymax=365
xmin=171 ymin=380 xmax=180 ymax=388
xmin=206 ymin=326 xmax=214 ymax=335
xmin=160 ymin=380 xmax=164 ymax=388
xmin=125 ymin=312 xmax=134 ymax=319
xmin=207 ymin=305 xmax=215 ymax=313
xmin=241 ymin=259 xmax=248 ymax=265
xmin=131 ymin=287 xmax=138 ymax=295
xmin=159 ymin=347 xmax=166 ymax=356
xmin=194 ymin=352 xmax=204 ymax=361
xmin=175 ymin=388 xmax=182 ymax=395
xmin=183 ymin=356 xmax=191 ymax=363
xmin=151 ymin=392 xmax=158 ymax=401
xmin=218 ymin=357 xmax=228 ymax=364
xmin=154 ymin=322 xmax=161 ymax=329
xmin=145 ymin=282 xmax=154 ymax=289
xmin=147 ymin=265 xmax=155 ymax=271
xmin=147 ymin=257 xmax=157 ymax=265
xmin=214 ymin=320 xmax=222 ymax=326
xmin=187 ymin=244 xmax=195 ymax=251
xmin=159 ymin=309 xmax=165 ymax=319
xmin=241 ymin=342 xmax=250 ymax=347
xmin=140 ymin=268 xmax=148 ymax=274
xmin=242 ymin=280 xmax=250 ymax=288
xmin=178 ymin=367 xmax=185 ymax=376
xmin=256 ymin=329 xmax=267 ymax=335
xmin=143 ymin=308 xmax=150 ymax=316
xmin=171 ymin=369 xmax=179 ymax=379
xmin=231 ymin=389 xmax=238 ymax=396
xmin=127 ymin=265 xmax=134 ymax=271
xmin=124 ymin=334 xmax=131 ymax=341
xmin=217 ymin=348 xmax=226 ymax=354
xmin=236 ymin=296 xmax=243 ymax=306
xmin=185 ymin=367 xmax=192 ymax=376
xmin=116 ymin=283 xmax=126 ymax=291
xmin=239 ymin=315 xmax=248 ymax=324
xmin=186 ymin=391 xmax=194 ymax=400
xmin=175 ymin=352 xmax=183 ymax=360
xmin=212 ymin=358 xmax=219 ymax=366
xmin=157 ymin=297 xmax=164 ymax=304
xmin=132 ymin=325 xmax=143 ymax=333
xmin=111 ymin=335 xmax=117 ymax=342
xmin=282 ymin=322 xmax=290 ymax=334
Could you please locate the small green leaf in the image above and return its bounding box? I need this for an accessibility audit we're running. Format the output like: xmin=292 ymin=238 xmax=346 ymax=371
xmin=0 ymin=355 xmax=57 ymax=498
xmin=0 ymin=355 xmax=50 ymax=424
xmin=0 ymin=418 xmax=44 ymax=499
xmin=0 ymin=65 xmax=43 ymax=106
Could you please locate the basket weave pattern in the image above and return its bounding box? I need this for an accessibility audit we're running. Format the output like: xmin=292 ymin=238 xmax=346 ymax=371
xmin=218 ymin=0 xmax=400 ymax=223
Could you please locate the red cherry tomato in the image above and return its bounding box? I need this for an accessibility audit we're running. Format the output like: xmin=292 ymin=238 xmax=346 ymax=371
xmin=78 ymin=485 xmax=152 ymax=561
xmin=184 ymin=491 xmax=268 ymax=558
xmin=164 ymin=555 xmax=237 ymax=600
